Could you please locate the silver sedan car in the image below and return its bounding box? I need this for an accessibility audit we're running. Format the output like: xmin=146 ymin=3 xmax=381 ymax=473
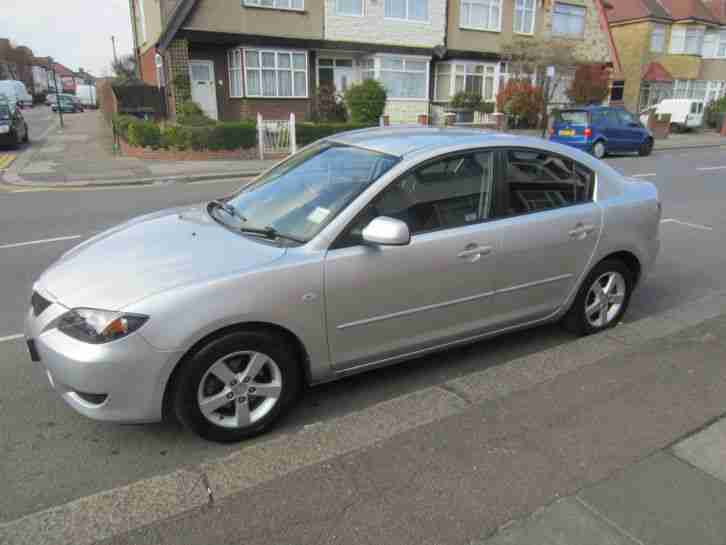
xmin=25 ymin=128 xmax=661 ymax=442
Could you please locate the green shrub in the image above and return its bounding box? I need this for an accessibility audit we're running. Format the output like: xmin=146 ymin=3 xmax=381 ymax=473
xmin=127 ymin=119 xmax=161 ymax=148
xmin=178 ymin=100 xmax=215 ymax=127
xmin=160 ymin=125 xmax=192 ymax=150
xmin=112 ymin=114 xmax=137 ymax=140
xmin=344 ymin=80 xmax=387 ymax=124
xmin=209 ymin=123 xmax=257 ymax=150
xmin=705 ymin=96 xmax=726 ymax=128
xmin=477 ymin=102 xmax=495 ymax=114
xmin=296 ymin=122 xmax=373 ymax=146
xmin=450 ymin=91 xmax=482 ymax=111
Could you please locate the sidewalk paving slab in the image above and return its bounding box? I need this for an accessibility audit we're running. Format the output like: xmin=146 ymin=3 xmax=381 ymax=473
xmin=672 ymin=417 xmax=726 ymax=484
xmin=578 ymin=452 xmax=726 ymax=545
xmin=479 ymin=497 xmax=639 ymax=545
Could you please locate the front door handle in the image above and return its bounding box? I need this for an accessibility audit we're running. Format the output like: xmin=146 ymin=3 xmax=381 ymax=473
xmin=457 ymin=244 xmax=493 ymax=261
xmin=568 ymin=224 xmax=595 ymax=239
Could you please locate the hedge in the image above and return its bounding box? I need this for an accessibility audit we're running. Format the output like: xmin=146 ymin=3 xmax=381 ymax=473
xmin=113 ymin=114 xmax=374 ymax=151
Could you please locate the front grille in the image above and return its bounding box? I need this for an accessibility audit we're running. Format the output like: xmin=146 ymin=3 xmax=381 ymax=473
xmin=31 ymin=291 xmax=52 ymax=317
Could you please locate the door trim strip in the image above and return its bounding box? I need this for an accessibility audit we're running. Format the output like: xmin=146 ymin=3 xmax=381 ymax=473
xmin=336 ymin=273 xmax=573 ymax=331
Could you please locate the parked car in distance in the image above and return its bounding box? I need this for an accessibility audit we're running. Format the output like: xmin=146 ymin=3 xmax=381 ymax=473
xmin=75 ymin=84 xmax=97 ymax=109
xmin=51 ymin=94 xmax=83 ymax=113
xmin=25 ymin=128 xmax=661 ymax=442
xmin=0 ymin=99 xmax=29 ymax=148
xmin=640 ymin=99 xmax=704 ymax=133
xmin=550 ymin=106 xmax=654 ymax=159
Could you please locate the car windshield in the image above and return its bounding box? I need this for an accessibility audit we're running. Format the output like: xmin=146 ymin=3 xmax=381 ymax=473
xmin=221 ymin=141 xmax=399 ymax=243
xmin=557 ymin=110 xmax=589 ymax=125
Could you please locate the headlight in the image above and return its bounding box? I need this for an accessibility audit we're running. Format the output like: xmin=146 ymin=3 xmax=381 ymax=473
xmin=0 ymin=125 xmax=9 ymax=134
xmin=48 ymin=308 xmax=149 ymax=344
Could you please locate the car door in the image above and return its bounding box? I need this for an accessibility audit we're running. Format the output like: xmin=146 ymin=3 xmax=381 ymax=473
xmin=324 ymin=150 xmax=501 ymax=369
xmin=488 ymin=148 xmax=602 ymax=326
xmin=615 ymin=109 xmax=643 ymax=150
xmin=602 ymin=110 xmax=624 ymax=151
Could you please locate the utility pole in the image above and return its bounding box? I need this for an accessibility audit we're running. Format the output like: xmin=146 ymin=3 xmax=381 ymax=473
xmin=111 ymin=36 xmax=119 ymax=66
xmin=49 ymin=57 xmax=63 ymax=129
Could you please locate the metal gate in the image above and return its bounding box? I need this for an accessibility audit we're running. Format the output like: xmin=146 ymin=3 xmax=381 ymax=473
xmin=257 ymin=113 xmax=297 ymax=159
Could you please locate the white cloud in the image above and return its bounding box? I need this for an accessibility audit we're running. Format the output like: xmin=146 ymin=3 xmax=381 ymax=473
xmin=0 ymin=0 xmax=134 ymax=77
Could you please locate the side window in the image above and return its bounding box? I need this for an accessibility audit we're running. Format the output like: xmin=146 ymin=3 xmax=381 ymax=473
xmin=590 ymin=112 xmax=604 ymax=126
xmin=337 ymin=151 xmax=494 ymax=247
xmin=617 ymin=110 xmax=635 ymax=125
xmin=492 ymin=149 xmax=595 ymax=217
xmin=605 ymin=111 xmax=620 ymax=126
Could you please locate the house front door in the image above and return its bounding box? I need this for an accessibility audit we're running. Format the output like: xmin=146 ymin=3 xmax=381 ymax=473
xmin=189 ymin=60 xmax=218 ymax=120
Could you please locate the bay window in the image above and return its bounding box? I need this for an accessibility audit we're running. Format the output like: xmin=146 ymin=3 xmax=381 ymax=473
xmin=385 ymin=0 xmax=428 ymax=21
xmin=228 ymin=49 xmax=243 ymax=98
xmin=685 ymin=27 xmax=704 ymax=54
xmin=434 ymin=62 xmax=497 ymax=102
xmin=670 ymin=26 xmax=704 ymax=55
xmin=720 ymin=30 xmax=726 ymax=57
xmin=380 ymin=57 xmax=427 ymax=99
xmin=336 ymin=0 xmax=363 ymax=15
xmin=651 ymin=24 xmax=666 ymax=53
xmin=460 ymin=0 xmax=501 ymax=32
xmin=514 ymin=0 xmax=536 ymax=34
xmin=243 ymin=49 xmax=308 ymax=98
xmin=552 ymin=2 xmax=585 ymax=38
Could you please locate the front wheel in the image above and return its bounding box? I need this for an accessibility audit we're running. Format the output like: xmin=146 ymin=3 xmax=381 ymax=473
xmin=639 ymin=138 xmax=653 ymax=157
xmin=592 ymin=140 xmax=606 ymax=159
xmin=562 ymin=259 xmax=634 ymax=336
xmin=173 ymin=330 xmax=302 ymax=442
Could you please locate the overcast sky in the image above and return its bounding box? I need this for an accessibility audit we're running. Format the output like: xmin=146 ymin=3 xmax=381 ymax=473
xmin=1 ymin=0 xmax=134 ymax=77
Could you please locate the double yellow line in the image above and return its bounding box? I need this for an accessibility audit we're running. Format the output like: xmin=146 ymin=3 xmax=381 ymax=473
xmin=0 ymin=154 xmax=17 ymax=170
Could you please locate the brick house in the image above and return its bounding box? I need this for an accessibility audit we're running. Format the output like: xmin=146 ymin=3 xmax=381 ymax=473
xmin=132 ymin=0 xmax=617 ymax=123
xmin=607 ymin=0 xmax=726 ymax=113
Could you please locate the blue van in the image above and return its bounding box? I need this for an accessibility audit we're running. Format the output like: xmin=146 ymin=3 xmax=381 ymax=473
xmin=549 ymin=106 xmax=654 ymax=159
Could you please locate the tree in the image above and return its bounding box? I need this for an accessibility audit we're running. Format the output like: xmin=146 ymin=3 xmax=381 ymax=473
xmin=496 ymin=79 xmax=544 ymax=128
xmin=566 ymin=64 xmax=610 ymax=105
xmin=111 ymin=54 xmax=137 ymax=81
xmin=499 ymin=37 xmax=582 ymax=132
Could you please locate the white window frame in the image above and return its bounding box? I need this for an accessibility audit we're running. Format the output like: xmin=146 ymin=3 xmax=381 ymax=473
xmin=335 ymin=0 xmax=364 ymax=16
xmin=362 ymin=54 xmax=431 ymax=101
xmin=242 ymin=48 xmax=309 ymax=98
xmin=434 ymin=61 xmax=497 ymax=102
xmin=385 ymin=0 xmax=429 ymax=23
xmin=651 ymin=23 xmax=666 ymax=53
xmin=460 ymin=0 xmax=502 ymax=32
xmin=513 ymin=0 xmax=536 ymax=35
xmin=227 ymin=49 xmax=243 ymax=98
xmin=685 ymin=27 xmax=704 ymax=55
xmin=551 ymin=2 xmax=586 ymax=38
xmin=244 ymin=0 xmax=304 ymax=12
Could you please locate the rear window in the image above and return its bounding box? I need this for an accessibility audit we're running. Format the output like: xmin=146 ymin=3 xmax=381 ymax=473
xmin=556 ymin=110 xmax=589 ymax=125
xmin=691 ymin=102 xmax=703 ymax=114
xmin=0 ymin=104 xmax=9 ymax=119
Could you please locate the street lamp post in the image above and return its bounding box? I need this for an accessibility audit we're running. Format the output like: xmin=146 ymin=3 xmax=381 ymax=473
xmin=49 ymin=57 xmax=64 ymax=129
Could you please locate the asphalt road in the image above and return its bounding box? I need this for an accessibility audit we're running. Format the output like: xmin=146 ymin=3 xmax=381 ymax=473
xmin=1 ymin=146 xmax=726 ymax=523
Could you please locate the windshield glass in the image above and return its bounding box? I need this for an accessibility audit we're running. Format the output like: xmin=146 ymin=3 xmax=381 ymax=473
xmin=223 ymin=142 xmax=399 ymax=243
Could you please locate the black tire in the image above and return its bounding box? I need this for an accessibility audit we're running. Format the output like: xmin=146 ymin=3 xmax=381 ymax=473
xmin=638 ymin=138 xmax=653 ymax=157
xmin=562 ymin=259 xmax=634 ymax=336
xmin=9 ymin=132 xmax=19 ymax=150
xmin=592 ymin=140 xmax=606 ymax=159
xmin=173 ymin=329 xmax=302 ymax=442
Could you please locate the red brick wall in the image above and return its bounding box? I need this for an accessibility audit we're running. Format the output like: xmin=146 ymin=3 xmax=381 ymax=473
xmin=120 ymin=139 xmax=265 ymax=160
xmin=240 ymin=99 xmax=311 ymax=122
xmin=139 ymin=47 xmax=158 ymax=86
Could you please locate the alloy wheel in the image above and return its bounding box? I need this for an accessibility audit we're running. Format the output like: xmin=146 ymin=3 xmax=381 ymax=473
xmin=584 ymin=271 xmax=626 ymax=328
xmin=197 ymin=351 xmax=282 ymax=429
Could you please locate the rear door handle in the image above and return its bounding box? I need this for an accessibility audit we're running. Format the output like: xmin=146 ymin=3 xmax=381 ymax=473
xmin=568 ymin=224 xmax=595 ymax=239
xmin=458 ymin=244 xmax=493 ymax=260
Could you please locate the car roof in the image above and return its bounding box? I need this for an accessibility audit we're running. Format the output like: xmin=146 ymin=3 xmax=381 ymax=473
xmin=329 ymin=126 xmax=542 ymax=158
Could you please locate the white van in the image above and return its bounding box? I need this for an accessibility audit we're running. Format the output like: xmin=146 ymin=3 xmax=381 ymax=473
xmin=648 ymin=99 xmax=704 ymax=132
xmin=75 ymin=84 xmax=97 ymax=108
xmin=0 ymin=80 xmax=32 ymax=109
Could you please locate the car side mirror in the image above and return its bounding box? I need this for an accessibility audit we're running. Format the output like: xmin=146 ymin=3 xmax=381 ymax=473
xmin=362 ymin=216 xmax=410 ymax=246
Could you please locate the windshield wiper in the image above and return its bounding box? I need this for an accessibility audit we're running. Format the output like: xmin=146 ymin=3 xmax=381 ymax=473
xmin=208 ymin=199 xmax=246 ymax=222
xmin=238 ymin=225 xmax=306 ymax=244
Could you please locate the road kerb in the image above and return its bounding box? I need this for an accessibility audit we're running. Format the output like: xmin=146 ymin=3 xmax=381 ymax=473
xmin=1 ymin=291 xmax=725 ymax=545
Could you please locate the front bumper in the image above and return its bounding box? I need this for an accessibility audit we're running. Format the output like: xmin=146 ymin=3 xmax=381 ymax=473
xmin=24 ymin=293 xmax=183 ymax=423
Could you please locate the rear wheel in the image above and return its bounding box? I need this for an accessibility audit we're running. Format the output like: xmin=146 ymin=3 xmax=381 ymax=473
xmin=592 ymin=140 xmax=606 ymax=159
xmin=562 ymin=259 xmax=634 ymax=336
xmin=173 ymin=329 xmax=302 ymax=442
xmin=638 ymin=138 xmax=653 ymax=156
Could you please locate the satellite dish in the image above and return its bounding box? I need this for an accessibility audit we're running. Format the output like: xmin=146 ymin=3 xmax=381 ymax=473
xmin=433 ymin=44 xmax=447 ymax=59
